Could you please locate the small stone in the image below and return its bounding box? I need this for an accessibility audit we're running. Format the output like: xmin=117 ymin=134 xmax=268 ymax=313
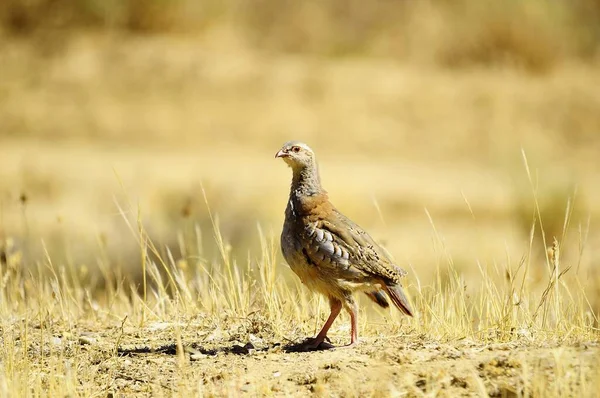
xmin=187 ymin=346 xmax=207 ymax=361
xmin=79 ymin=335 xmax=97 ymax=345
xmin=190 ymin=352 xmax=207 ymax=361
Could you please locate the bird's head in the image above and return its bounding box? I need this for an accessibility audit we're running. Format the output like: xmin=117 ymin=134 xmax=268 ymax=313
xmin=275 ymin=141 xmax=315 ymax=170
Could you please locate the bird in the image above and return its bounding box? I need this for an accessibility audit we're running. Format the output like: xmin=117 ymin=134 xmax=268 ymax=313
xmin=276 ymin=140 xmax=413 ymax=350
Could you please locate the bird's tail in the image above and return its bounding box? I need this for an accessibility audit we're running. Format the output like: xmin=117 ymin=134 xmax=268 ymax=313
xmin=383 ymin=284 xmax=414 ymax=316
xmin=364 ymin=290 xmax=389 ymax=308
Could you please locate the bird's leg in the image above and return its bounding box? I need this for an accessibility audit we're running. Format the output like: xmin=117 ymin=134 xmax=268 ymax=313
xmin=346 ymin=299 xmax=359 ymax=347
xmin=315 ymin=298 xmax=342 ymax=342
xmin=301 ymin=298 xmax=342 ymax=350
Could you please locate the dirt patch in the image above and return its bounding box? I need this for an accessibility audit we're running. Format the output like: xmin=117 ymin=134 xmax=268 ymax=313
xmin=7 ymin=319 xmax=598 ymax=397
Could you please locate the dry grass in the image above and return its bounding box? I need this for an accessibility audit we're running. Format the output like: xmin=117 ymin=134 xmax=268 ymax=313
xmin=1 ymin=135 xmax=599 ymax=396
xmin=1 ymin=2 xmax=600 ymax=395
xmin=0 ymin=171 xmax=599 ymax=395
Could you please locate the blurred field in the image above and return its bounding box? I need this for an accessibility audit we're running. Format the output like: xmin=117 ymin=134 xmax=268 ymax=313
xmin=1 ymin=0 xmax=600 ymax=396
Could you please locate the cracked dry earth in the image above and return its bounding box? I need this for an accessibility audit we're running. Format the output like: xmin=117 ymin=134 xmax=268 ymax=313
xmin=11 ymin=318 xmax=600 ymax=397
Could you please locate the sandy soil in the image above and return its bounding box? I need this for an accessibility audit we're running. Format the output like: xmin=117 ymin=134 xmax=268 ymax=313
xmin=12 ymin=317 xmax=598 ymax=397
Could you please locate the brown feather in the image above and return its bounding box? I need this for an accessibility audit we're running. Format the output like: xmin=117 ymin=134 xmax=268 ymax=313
xmin=383 ymin=284 xmax=414 ymax=316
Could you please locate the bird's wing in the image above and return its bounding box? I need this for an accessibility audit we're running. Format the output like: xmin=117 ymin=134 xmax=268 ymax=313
xmin=301 ymin=207 xmax=407 ymax=283
xmin=300 ymin=215 xmax=368 ymax=281
xmin=334 ymin=208 xmax=407 ymax=280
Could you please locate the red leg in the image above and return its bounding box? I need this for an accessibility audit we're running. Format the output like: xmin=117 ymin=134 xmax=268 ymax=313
xmin=347 ymin=299 xmax=359 ymax=346
xmin=301 ymin=298 xmax=342 ymax=350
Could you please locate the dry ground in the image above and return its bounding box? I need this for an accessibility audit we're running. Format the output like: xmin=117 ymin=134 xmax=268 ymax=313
xmin=1 ymin=34 xmax=600 ymax=397
xmin=3 ymin=317 xmax=599 ymax=396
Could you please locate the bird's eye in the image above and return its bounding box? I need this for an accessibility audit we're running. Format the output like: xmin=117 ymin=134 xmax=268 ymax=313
xmin=292 ymin=146 xmax=301 ymax=153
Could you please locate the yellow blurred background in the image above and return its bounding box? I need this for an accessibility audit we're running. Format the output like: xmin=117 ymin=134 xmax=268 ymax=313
xmin=1 ymin=0 xmax=599 ymax=295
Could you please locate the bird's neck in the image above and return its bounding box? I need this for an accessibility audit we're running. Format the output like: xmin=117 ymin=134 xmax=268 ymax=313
xmin=291 ymin=163 xmax=322 ymax=198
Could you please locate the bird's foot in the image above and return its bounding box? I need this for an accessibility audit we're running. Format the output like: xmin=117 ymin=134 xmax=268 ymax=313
xmin=298 ymin=336 xmax=335 ymax=352
xmin=341 ymin=340 xmax=358 ymax=349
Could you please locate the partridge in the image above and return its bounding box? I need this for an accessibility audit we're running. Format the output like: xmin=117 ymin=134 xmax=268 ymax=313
xmin=276 ymin=141 xmax=413 ymax=350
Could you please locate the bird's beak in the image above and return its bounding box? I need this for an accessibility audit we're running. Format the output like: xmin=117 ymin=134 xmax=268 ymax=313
xmin=275 ymin=149 xmax=288 ymax=158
